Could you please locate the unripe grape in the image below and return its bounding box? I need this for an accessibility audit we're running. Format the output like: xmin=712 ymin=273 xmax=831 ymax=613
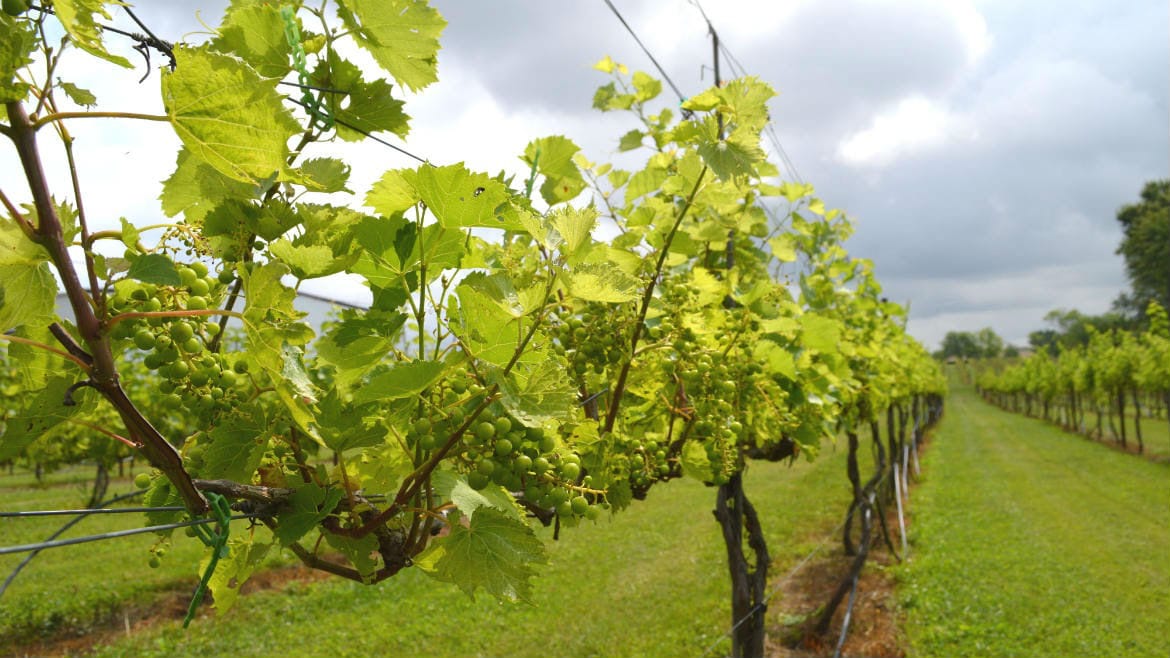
xmin=190 ymin=261 xmax=209 ymax=278
xmin=178 ymin=267 xmax=197 ymax=287
xmin=186 ymin=296 xmax=208 ymax=310
xmin=570 ymin=495 xmax=589 ymax=515
xmin=560 ymin=461 xmax=581 ymax=481
xmin=493 ymin=438 xmax=513 ymax=457
xmin=133 ymin=472 xmax=152 ymax=489
xmin=170 ymin=322 xmax=194 ymax=342
xmin=188 ymin=278 xmax=210 ymax=296
xmin=133 ymin=330 xmax=156 ymax=350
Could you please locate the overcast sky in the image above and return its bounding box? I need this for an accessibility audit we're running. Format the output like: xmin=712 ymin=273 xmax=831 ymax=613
xmin=4 ymin=1 xmax=1166 ymax=350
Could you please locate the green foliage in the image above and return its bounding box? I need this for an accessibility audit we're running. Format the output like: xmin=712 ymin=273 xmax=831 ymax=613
xmin=1114 ymin=179 xmax=1170 ymax=318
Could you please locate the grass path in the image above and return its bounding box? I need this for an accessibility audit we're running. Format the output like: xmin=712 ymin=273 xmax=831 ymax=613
xmin=901 ymin=382 xmax=1170 ymax=657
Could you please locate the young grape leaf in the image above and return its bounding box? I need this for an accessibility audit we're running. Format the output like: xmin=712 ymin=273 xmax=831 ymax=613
xmin=522 ymin=136 xmax=585 ymax=205
xmin=57 ymin=81 xmax=96 ymax=107
xmin=416 ymin=507 xmax=546 ymax=603
xmin=162 ymin=46 xmax=300 ymax=185
xmin=125 ymin=253 xmax=181 ymax=286
xmin=51 ymin=0 xmax=132 ymax=68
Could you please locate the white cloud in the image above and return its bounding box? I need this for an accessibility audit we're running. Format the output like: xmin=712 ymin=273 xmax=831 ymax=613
xmin=836 ymin=96 xmax=962 ymax=166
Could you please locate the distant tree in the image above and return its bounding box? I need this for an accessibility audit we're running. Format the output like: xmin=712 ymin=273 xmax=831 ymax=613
xmin=1004 ymin=345 xmax=1020 ymax=358
xmin=1113 ymin=180 xmax=1170 ymax=319
xmin=1042 ymin=309 xmax=1130 ymax=349
xmin=1029 ymin=328 xmax=1062 ymax=355
xmin=940 ymin=331 xmax=980 ymax=359
xmin=975 ymin=327 xmax=1004 ymax=358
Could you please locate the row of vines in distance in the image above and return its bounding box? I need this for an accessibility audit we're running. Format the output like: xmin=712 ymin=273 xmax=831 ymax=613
xmin=976 ymin=301 xmax=1170 ymax=453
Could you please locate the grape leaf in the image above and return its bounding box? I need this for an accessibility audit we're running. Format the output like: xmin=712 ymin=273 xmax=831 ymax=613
xmin=497 ymin=359 xmax=576 ymax=428
xmin=412 ymin=164 xmax=511 ymax=229
xmin=315 ymin=332 xmax=395 ymax=390
xmin=275 ymin=482 xmax=345 ymax=547
xmin=0 ymin=13 xmax=35 ymax=103
xmin=366 ymin=169 xmax=420 ymax=216
xmin=548 ymin=206 xmax=596 ymax=257
xmin=315 ymin=54 xmax=411 ymax=141
xmin=353 ymin=359 xmax=449 ymax=404
xmin=416 ymin=507 xmax=546 ymax=603
xmin=315 ymin=390 xmax=386 ymax=451
xmin=0 ymin=214 xmax=48 ymax=266
xmin=51 ymin=0 xmax=132 ymax=68
xmin=0 ymin=376 xmax=91 ymax=461
xmin=126 ymin=253 xmax=181 ymax=286
xmin=431 ymin=470 xmax=523 ymax=521
xmin=324 ymin=532 xmax=381 ymax=582
xmin=696 ymin=132 xmax=766 ymax=181
xmin=57 ymin=81 xmax=96 ymax=107
xmin=298 ymin=157 xmax=352 ymax=194
xmin=617 ymin=129 xmax=644 ymax=152
xmin=522 ymin=136 xmax=585 ymax=205
xmin=202 ymin=415 xmax=268 ymax=483
xmin=631 ymin=71 xmax=661 ymax=102
xmin=337 ymin=0 xmax=446 ymax=92
xmin=207 ymin=535 xmax=272 ymax=614
xmin=567 ymin=262 xmax=642 ymax=303
xmin=211 ymin=2 xmax=291 ymax=79
xmin=162 ymin=46 xmax=301 ymax=185
xmin=800 ymin=315 xmax=842 ymax=354
xmin=0 ymin=262 xmax=56 ymax=334
xmin=268 ymin=240 xmax=336 ymax=279
xmin=160 ymin=148 xmax=256 ymax=225
xmin=680 ymin=440 xmax=713 ymax=482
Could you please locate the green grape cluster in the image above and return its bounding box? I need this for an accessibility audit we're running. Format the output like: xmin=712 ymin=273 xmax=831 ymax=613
xmin=402 ymin=376 xmax=599 ymax=521
xmin=107 ymin=261 xmax=247 ymax=414
xmin=551 ymin=302 xmax=632 ymax=383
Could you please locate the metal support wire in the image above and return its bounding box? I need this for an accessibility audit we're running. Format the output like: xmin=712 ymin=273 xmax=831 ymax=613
xmin=600 ymin=0 xmax=689 ymax=105
xmin=0 ymin=514 xmax=257 ymax=556
xmin=0 ymin=506 xmax=186 ymax=518
xmin=0 ymin=490 xmax=144 ymax=599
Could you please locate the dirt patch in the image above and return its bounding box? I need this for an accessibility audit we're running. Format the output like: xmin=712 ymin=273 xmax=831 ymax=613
xmin=765 ymin=439 xmax=933 ymax=658
xmin=765 ymin=549 xmax=903 ymax=658
xmin=5 ymin=563 xmax=332 ymax=658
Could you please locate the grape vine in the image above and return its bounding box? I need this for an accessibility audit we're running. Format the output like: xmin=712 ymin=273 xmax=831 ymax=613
xmin=0 ymin=1 xmax=944 ymax=652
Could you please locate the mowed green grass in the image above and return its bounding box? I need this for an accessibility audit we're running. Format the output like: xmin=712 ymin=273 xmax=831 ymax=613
xmin=901 ymin=383 xmax=1170 ymax=658
xmin=0 ymin=467 xmax=271 ymax=645
xmin=74 ymin=444 xmax=866 ymax=658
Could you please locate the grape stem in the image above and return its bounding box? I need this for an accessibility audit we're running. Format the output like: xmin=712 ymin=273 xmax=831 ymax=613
xmin=106 ymin=308 xmax=246 ymax=329
xmin=0 ymin=332 xmax=92 ymax=372
xmin=5 ymin=99 xmax=210 ymax=516
xmin=603 ymin=166 xmax=708 ymax=434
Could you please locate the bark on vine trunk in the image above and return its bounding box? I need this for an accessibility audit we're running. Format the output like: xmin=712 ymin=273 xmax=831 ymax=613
xmin=713 ymin=472 xmax=770 ymax=658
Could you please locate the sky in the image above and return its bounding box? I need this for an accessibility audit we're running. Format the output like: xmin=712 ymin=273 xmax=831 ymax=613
xmin=3 ymin=0 xmax=1166 ymax=350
